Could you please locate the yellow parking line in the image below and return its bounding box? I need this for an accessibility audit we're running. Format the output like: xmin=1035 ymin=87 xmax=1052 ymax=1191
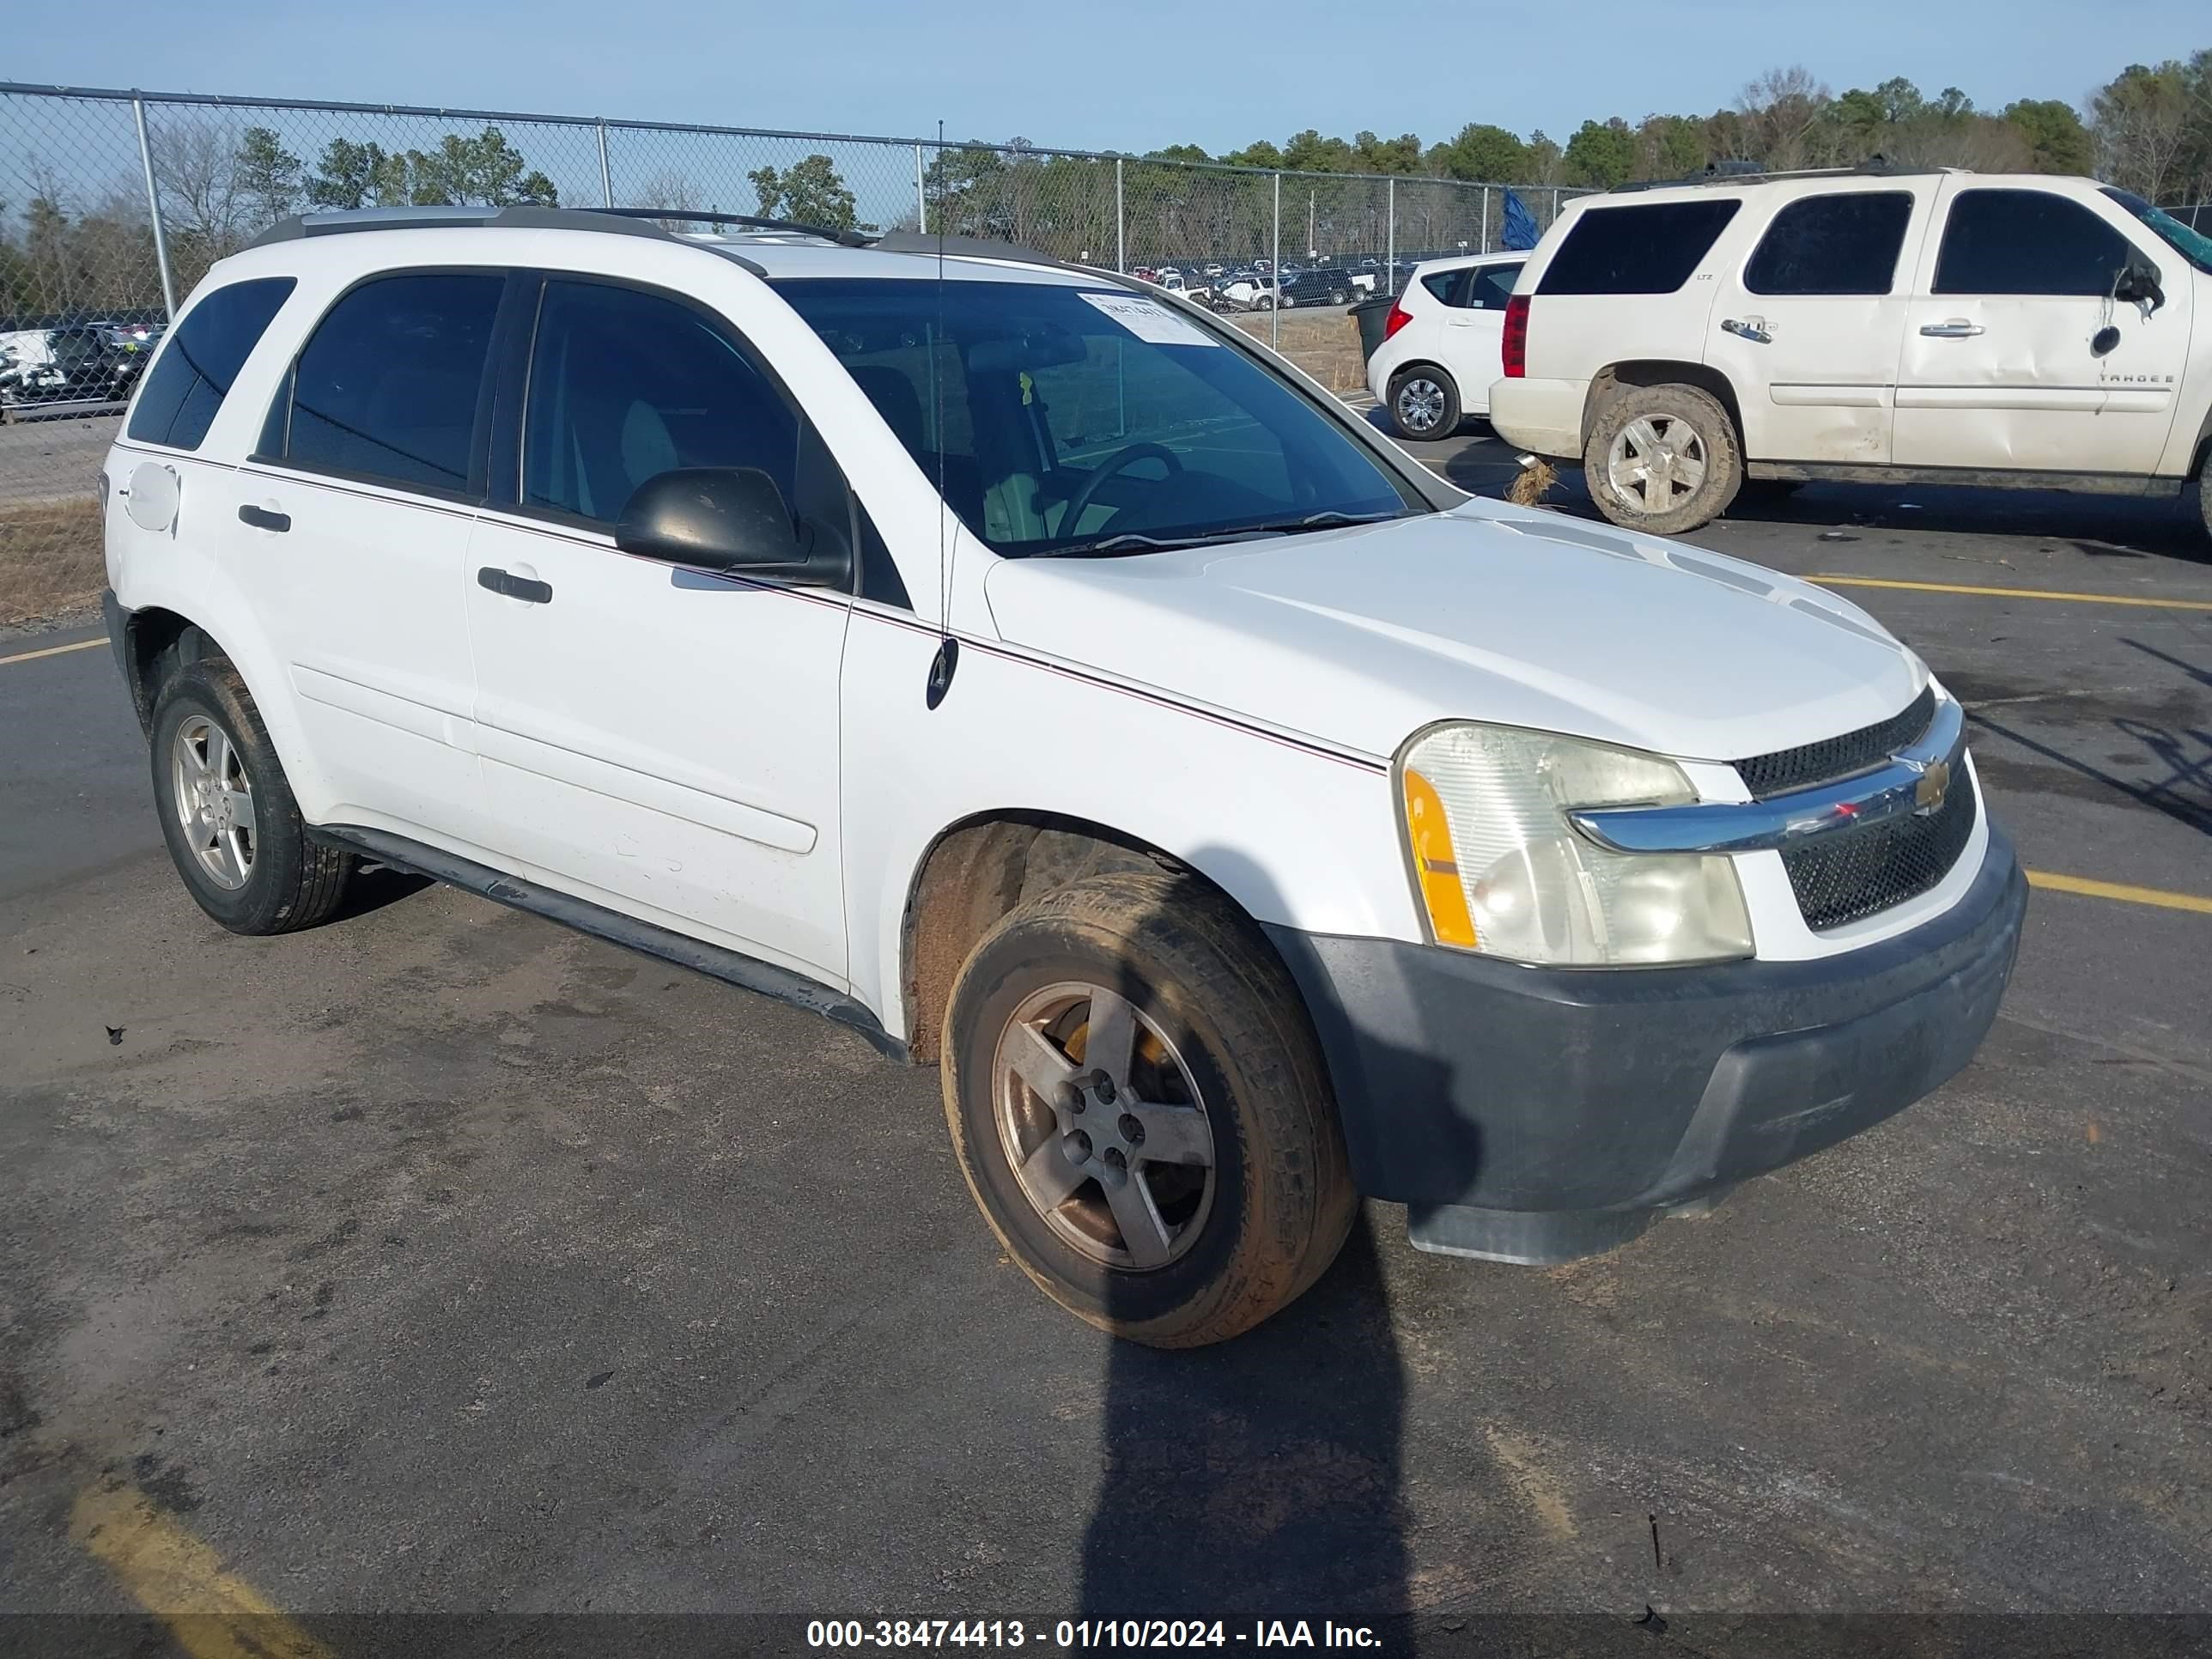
xmin=2028 ymin=870 xmax=2212 ymax=915
xmin=1812 ymin=575 xmax=2212 ymax=612
xmin=70 ymin=1482 xmax=337 ymax=1659
xmin=0 ymin=636 xmax=105 ymax=666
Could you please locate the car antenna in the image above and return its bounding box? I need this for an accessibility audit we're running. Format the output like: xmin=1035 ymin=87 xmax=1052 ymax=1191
xmin=925 ymin=118 xmax=959 ymax=711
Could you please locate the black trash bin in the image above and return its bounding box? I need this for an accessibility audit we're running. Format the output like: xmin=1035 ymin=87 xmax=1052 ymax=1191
xmin=1351 ymin=292 xmax=1397 ymax=362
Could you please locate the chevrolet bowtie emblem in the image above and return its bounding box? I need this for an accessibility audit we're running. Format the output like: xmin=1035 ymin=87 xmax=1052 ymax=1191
xmin=1913 ymin=758 xmax=1952 ymax=814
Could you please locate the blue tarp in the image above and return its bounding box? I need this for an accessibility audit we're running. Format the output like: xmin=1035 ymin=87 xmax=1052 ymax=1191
xmin=1501 ymin=190 xmax=1540 ymax=252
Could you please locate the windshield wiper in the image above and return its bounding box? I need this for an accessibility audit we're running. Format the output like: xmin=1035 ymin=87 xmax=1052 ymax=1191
xmin=1035 ymin=509 xmax=1404 ymax=560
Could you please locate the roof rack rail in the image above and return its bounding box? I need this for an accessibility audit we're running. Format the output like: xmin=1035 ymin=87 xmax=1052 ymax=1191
xmin=1608 ymin=162 xmax=1955 ymax=194
xmin=868 ymin=229 xmax=1067 ymax=268
xmin=584 ymin=207 xmax=874 ymax=247
xmin=246 ymin=204 xmax=676 ymax=249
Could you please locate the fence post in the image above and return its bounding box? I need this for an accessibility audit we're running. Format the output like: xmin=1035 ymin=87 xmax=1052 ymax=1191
xmin=1386 ymin=176 xmax=1395 ymax=296
xmin=915 ymin=143 xmax=927 ymax=234
xmin=1551 ymin=186 xmax=1562 ymax=228
xmin=1114 ymin=156 xmax=1124 ymax=273
xmin=596 ymin=121 xmax=614 ymax=207
xmin=131 ymin=95 xmax=178 ymax=320
xmin=1480 ymin=185 xmax=1490 ymax=253
xmin=1270 ymin=171 xmax=1281 ymax=350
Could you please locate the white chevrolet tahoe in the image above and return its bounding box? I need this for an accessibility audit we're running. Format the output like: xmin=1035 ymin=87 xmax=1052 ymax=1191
xmin=100 ymin=205 xmax=2027 ymax=1346
xmin=1488 ymin=168 xmax=2212 ymax=538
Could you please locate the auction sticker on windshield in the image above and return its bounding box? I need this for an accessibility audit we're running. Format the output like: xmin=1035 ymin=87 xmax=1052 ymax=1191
xmin=1079 ymin=291 xmax=1219 ymax=347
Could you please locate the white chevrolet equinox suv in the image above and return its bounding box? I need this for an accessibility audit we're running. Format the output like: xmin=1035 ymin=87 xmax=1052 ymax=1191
xmin=1488 ymin=167 xmax=2212 ymax=538
xmin=100 ymin=205 xmax=2027 ymax=1346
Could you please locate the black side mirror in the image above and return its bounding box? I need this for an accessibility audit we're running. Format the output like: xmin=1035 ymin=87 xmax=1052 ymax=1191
xmin=2114 ymin=261 xmax=2165 ymax=313
xmin=614 ymin=467 xmax=852 ymax=587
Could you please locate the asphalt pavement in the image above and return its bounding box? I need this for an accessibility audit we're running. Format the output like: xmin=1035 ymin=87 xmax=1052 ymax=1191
xmin=3 ymin=430 xmax=2209 ymax=1656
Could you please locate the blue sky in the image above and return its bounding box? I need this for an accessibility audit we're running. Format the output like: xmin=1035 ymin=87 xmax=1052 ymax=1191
xmin=9 ymin=0 xmax=2204 ymax=153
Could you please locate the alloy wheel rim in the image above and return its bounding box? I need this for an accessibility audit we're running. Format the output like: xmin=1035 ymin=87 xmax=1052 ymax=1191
xmin=172 ymin=714 xmax=256 ymax=890
xmin=1607 ymin=414 xmax=1708 ymax=514
xmin=1397 ymin=379 xmax=1446 ymax=434
xmin=992 ymin=981 xmax=1217 ymax=1271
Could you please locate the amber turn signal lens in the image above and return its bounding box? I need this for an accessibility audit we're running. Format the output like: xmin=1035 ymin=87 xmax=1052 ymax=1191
xmin=1401 ymin=766 xmax=1478 ymax=949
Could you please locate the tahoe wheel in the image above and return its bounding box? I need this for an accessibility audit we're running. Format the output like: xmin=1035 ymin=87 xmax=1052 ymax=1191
xmin=942 ymin=872 xmax=1355 ymax=1347
xmin=1583 ymin=383 xmax=1743 ymax=535
xmin=1388 ymin=366 xmax=1460 ymax=441
xmin=150 ymin=657 xmax=352 ymax=934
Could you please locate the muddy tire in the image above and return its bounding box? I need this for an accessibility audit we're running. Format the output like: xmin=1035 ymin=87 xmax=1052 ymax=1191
xmin=150 ymin=656 xmax=352 ymax=934
xmin=942 ymin=871 xmax=1355 ymax=1347
xmin=1583 ymin=382 xmax=1742 ymax=535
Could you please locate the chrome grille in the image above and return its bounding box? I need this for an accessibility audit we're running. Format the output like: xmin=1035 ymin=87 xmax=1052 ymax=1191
xmin=1781 ymin=767 xmax=1978 ymax=930
xmin=1734 ymin=686 xmax=1937 ymax=800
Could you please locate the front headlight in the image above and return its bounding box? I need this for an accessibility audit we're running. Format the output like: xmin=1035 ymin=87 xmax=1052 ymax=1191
xmin=1396 ymin=722 xmax=1753 ymax=967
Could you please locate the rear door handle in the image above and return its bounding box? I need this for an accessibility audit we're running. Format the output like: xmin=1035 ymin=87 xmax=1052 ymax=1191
xmin=1919 ymin=320 xmax=1985 ymax=338
xmin=236 ymin=503 xmax=290 ymax=532
xmin=1721 ymin=318 xmax=1771 ymax=343
xmin=477 ymin=566 xmax=553 ymax=605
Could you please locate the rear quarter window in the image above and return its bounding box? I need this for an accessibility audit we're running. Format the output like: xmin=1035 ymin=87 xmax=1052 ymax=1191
xmin=1538 ymin=200 xmax=1742 ymax=295
xmin=125 ymin=276 xmax=295 ymax=451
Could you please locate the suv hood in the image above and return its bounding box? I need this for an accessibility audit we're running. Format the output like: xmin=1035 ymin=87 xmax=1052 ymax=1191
xmin=981 ymin=503 xmax=1923 ymax=764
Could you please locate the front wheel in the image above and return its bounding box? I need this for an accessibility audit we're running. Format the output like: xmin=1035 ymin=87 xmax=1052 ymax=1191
xmin=1388 ymin=365 xmax=1461 ymax=441
xmin=1583 ymin=382 xmax=1742 ymax=534
xmin=942 ymin=872 xmax=1355 ymax=1347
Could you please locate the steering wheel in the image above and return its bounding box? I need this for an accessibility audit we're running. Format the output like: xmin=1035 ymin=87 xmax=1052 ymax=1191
xmin=1056 ymin=441 xmax=1183 ymax=537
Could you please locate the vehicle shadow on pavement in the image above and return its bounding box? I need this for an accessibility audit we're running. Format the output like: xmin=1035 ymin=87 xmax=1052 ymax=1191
xmin=1078 ymin=1214 xmax=1412 ymax=1632
xmin=1706 ymin=482 xmax=2212 ymax=561
xmin=1075 ymin=848 xmax=1435 ymax=1639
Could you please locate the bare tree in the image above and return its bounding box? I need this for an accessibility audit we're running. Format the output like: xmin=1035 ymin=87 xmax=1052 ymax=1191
xmin=153 ymin=118 xmax=248 ymax=246
xmin=1739 ymin=66 xmax=1832 ymax=172
xmin=2091 ymin=64 xmax=2196 ymax=201
xmin=635 ymin=167 xmax=706 ymax=229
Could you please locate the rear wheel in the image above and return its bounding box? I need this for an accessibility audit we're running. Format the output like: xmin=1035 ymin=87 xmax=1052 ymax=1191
xmin=150 ymin=657 xmax=352 ymax=934
xmin=2197 ymin=464 xmax=2212 ymax=544
xmin=942 ymin=872 xmax=1355 ymax=1347
xmin=1388 ymin=365 xmax=1461 ymax=441
xmin=1583 ymin=383 xmax=1742 ymax=535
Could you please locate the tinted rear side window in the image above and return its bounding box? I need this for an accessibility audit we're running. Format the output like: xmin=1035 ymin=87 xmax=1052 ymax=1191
xmin=1468 ymin=263 xmax=1524 ymax=309
xmin=1539 ymin=200 xmax=1741 ymax=295
xmin=1745 ymin=192 xmax=1914 ymax=295
xmin=125 ymin=276 xmax=295 ymax=450
xmin=1934 ymin=190 xmax=2137 ymax=296
xmin=1419 ymin=270 xmax=1465 ymax=305
xmin=276 ymin=272 xmax=502 ymax=493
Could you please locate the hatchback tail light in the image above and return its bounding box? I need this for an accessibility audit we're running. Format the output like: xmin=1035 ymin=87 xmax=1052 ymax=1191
xmin=1502 ymin=295 xmax=1530 ymax=378
xmin=1382 ymin=299 xmax=1413 ymax=341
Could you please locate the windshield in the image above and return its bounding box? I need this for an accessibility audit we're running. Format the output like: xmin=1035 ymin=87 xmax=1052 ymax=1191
xmin=775 ymin=276 xmax=1424 ymax=556
xmin=2101 ymin=187 xmax=2212 ymax=276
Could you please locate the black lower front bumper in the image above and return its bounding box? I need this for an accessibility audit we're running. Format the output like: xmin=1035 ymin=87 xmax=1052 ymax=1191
xmin=1264 ymin=828 xmax=2027 ymax=1263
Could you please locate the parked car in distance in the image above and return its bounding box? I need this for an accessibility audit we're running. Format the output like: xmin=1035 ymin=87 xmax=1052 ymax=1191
xmin=1217 ymin=274 xmax=1280 ymax=311
xmin=1279 ymin=270 xmax=1358 ymax=308
xmin=1365 ymin=251 xmax=1528 ymax=439
xmin=1488 ymin=167 xmax=2212 ymax=538
xmin=101 ymin=204 xmax=2025 ymax=1347
xmin=0 ymin=323 xmax=144 ymax=418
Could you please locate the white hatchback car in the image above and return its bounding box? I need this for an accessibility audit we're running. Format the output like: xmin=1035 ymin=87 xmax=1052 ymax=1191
xmin=1364 ymin=252 xmax=1526 ymax=439
xmin=101 ymin=206 xmax=2025 ymax=1346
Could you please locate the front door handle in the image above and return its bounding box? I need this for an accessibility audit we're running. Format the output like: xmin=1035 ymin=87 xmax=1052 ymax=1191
xmin=1919 ymin=319 xmax=1985 ymax=338
xmin=1721 ymin=318 xmax=1771 ymax=343
xmin=477 ymin=566 xmax=554 ymax=605
xmin=236 ymin=503 xmax=290 ymax=532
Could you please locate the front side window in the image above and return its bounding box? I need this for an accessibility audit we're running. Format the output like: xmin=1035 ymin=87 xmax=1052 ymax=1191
xmin=1539 ymin=200 xmax=1742 ymax=295
xmin=127 ymin=276 xmax=295 ymax=451
xmin=1467 ymin=264 xmax=1524 ymax=309
xmin=277 ymin=272 xmax=501 ymax=492
xmin=1745 ymin=192 xmax=1914 ymax=295
xmin=1935 ymin=190 xmax=2140 ymax=296
xmin=776 ymin=277 xmax=1420 ymax=557
xmin=521 ymin=280 xmax=800 ymax=524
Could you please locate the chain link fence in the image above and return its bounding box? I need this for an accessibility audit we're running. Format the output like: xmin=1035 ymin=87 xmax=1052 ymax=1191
xmin=0 ymin=81 xmax=1588 ymax=623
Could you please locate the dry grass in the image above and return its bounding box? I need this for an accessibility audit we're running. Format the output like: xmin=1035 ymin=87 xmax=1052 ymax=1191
xmin=1506 ymin=459 xmax=1559 ymax=507
xmin=1226 ymin=309 xmax=1369 ymax=392
xmin=1 ymin=496 xmax=104 ymax=628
